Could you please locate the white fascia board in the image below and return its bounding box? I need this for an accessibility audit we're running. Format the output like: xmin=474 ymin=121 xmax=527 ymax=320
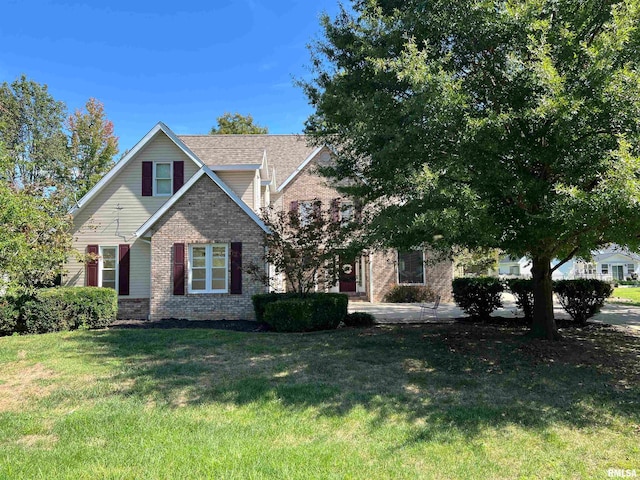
xmin=261 ymin=180 xmax=273 ymax=186
xmin=209 ymin=164 xmax=262 ymax=171
xmin=276 ymin=146 xmax=325 ymax=193
xmin=70 ymin=122 xmax=205 ymax=216
xmin=134 ymin=166 xmax=269 ymax=237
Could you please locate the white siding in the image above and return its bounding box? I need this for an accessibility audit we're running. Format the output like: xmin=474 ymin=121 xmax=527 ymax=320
xmin=64 ymin=132 xmax=199 ymax=298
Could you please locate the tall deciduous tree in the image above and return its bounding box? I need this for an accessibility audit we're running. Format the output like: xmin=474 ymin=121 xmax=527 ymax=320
xmin=68 ymin=98 xmax=119 ymax=200
xmin=0 ymin=144 xmax=72 ymax=290
xmin=303 ymin=0 xmax=640 ymax=339
xmin=0 ymin=75 xmax=69 ymax=191
xmin=210 ymin=112 xmax=268 ymax=134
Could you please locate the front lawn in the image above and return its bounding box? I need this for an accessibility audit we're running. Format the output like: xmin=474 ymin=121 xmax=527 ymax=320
xmin=0 ymin=324 xmax=638 ymax=479
xmin=612 ymin=287 xmax=640 ymax=305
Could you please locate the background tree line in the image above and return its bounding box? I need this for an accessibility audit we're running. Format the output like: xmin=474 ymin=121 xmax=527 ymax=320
xmin=0 ymin=75 xmax=119 ymax=291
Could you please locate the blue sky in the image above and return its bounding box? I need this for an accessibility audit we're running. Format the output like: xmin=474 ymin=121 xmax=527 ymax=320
xmin=1 ymin=0 xmax=342 ymax=152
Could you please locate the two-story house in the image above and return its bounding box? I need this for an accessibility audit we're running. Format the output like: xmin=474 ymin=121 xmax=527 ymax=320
xmin=64 ymin=122 xmax=453 ymax=320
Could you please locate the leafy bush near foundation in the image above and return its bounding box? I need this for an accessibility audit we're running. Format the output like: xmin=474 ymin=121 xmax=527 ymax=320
xmin=452 ymin=277 xmax=504 ymax=320
xmin=262 ymin=293 xmax=348 ymax=332
xmin=21 ymin=287 xmax=117 ymax=334
xmin=383 ymin=285 xmax=436 ymax=303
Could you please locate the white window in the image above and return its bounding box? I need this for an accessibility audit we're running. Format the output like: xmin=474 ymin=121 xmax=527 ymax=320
xmin=601 ymin=263 xmax=609 ymax=275
xmin=188 ymin=244 xmax=228 ymax=293
xmin=627 ymin=264 xmax=635 ymax=275
xmin=99 ymin=246 xmax=118 ymax=290
xmin=154 ymin=162 xmax=172 ymax=196
xmin=299 ymin=201 xmax=316 ymax=226
xmin=509 ymin=265 xmax=520 ymax=276
xmin=341 ymin=202 xmax=354 ymax=227
xmin=398 ymin=250 xmax=425 ymax=284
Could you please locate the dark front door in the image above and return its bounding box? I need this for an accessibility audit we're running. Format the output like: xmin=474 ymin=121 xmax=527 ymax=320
xmin=339 ymin=257 xmax=357 ymax=292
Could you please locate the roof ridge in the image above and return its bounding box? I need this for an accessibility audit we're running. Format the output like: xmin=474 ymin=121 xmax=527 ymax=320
xmin=178 ymin=134 xmax=306 ymax=137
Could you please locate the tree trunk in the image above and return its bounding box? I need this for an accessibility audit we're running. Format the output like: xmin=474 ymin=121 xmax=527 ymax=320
xmin=530 ymin=255 xmax=562 ymax=340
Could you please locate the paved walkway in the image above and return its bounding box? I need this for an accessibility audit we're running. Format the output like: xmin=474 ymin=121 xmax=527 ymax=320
xmin=348 ymin=294 xmax=640 ymax=331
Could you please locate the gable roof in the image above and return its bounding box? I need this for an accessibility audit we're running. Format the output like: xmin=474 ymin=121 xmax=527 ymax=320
xmin=135 ymin=166 xmax=269 ymax=237
xmin=178 ymin=134 xmax=321 ymax=189
xmin=70 ymin=122 xmax=205 ymax=216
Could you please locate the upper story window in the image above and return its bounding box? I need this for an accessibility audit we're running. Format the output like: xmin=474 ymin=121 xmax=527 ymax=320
xmin=99 ymin=246 xmax=118 ymax=290
xmin=398 ymin=250 xmax=425 ymax=285
xmin=154 ymin=162 xmax=172 ymax=196
xmin=188 ymin=244 xmax=228 ymax=294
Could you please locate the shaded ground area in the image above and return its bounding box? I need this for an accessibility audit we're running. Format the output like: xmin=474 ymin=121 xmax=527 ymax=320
xmin=111 ymin=318 xmax=269 ymax=332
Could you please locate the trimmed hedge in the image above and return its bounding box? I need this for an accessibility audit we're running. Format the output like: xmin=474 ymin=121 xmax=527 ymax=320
xmin=554 ymin=279 xmax=613 ymax=324
xmin=452 ymin=277 xmax=504 ymax=320
xmin=343 ymin=312 xmax=375 ymax=327
xmin=252 ymin=292 xmax=303 ymax=323
xmin=506 ymin=278 xmax=534 ymax=321
xmin=0 ymin=295 xmax=22 ymax=336
xmin=262 ymin=293 xmax=348 ymax=332
xmin=21 ymin=287 xmax=118 ymax=334
xmin=383 ymin=285 xmax=436 ymax=303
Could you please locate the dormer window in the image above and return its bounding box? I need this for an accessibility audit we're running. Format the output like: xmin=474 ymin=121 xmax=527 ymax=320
xmin=142 ymin=161 xmax=184 ymax=197
xmin=154 ymin=162 xmax=172 ymax=196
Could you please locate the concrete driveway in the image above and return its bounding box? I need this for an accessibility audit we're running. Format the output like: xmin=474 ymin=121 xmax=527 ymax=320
xmin=348 ymin=294 xmax=640 ymax=331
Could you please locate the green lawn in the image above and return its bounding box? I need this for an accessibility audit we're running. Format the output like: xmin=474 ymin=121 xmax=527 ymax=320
xmin=0 ymin=324 xmax=638 ymax=479
xmin=612 ymin=287 xmax=640 ymax=305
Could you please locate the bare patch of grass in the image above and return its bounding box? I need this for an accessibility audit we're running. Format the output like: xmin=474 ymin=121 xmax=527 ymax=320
xmin=0 ymin=363 xmax=58 ymax=412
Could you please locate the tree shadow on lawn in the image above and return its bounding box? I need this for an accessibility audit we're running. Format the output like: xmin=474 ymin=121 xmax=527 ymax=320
xmin=71 ymin=323 xmax=640 ymax=442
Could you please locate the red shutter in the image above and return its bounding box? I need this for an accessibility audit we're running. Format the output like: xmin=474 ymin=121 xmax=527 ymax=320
xmin=173 ymin=161 xmax=184 ymax=194
xmin=118 ymin=244 xmax=130 ymax=296
xmin=230 ymin=242 xmax=242 ymax=295
xmin=142 ymin=161 xmax=153 ymax=196
xmin=331 ymin=198 xmax=341 ymax=222
xmin=290 ymin=200 xmax=299 ymax=212
xmin=173 ymin=243 xmax=185 ymax=295
xmin=86 ymin=245 xmax=99 ymax=287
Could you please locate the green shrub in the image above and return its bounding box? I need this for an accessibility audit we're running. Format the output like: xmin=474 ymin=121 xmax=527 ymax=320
xmin=0 ymin=295 xmax=22 ymax=336
xmin=506 ymin=278 xmax=534 ymax=321
xmin=21 ymin=287 xmax=118 ymax=334
xmin=263 ymin=293 xmax=348 ymax=332
xmin=553 ymin=279 xmax=613 ymax=324
xmin=343 ymin=312 xmax=375 ymax=327
xmin=252 ymin=292 xmax=301 ymax=323
xmin=383 ymin=285 xmax=436 ymax=303
xmin=452 ymin=277 xmax=504 ymax=320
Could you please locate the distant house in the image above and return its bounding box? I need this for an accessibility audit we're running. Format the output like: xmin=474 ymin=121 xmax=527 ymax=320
xmin=497 ymin=246 xmax=640 ymax=281
xmin=64 ymin=122 xmax=453 ymax=320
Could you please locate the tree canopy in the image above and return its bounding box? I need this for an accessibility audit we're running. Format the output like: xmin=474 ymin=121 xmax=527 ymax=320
xmin=68 ymin=98 xmax=119 ymax=200
xmin=210 ymin=112 xmax=269 ymax=134
xmin=303 ymin=0 xmax=640 ymax=339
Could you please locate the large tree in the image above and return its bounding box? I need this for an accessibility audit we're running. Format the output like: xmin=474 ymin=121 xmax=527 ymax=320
xmin=210 ymin=112 xmax=268 ymax=134
xmin=67 ymin=98 xmax=119 ymax=200
xmin=0 ymin=144 xmax=72 ymax=290
xmin=0 ymin=75 xmax=69 ymax=191
xmin=304 ymin=0 xmax=640 ymax=339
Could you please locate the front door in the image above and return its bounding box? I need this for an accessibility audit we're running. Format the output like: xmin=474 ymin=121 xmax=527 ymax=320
xmin=339 ymin=257 xmax=357 ymax=292
xmin=612 ymin=265 xmax=624 ymax=281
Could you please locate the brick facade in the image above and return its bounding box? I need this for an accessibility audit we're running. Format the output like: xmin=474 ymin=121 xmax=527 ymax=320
xmin=281 ymin=152 xmax=454 ymax=303
xmin=117 ymin=298 xmax=150 ymax=320
xmin=148 ymin=175 xmax=266 ymax=320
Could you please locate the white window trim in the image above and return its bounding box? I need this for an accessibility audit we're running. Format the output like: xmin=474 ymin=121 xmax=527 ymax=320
xmin=397 ymin=249 xmax=426 ymax=286
xmin=98 ymin=246 xmax=118 ymax=291
xmin=188 ymin=243 xmax=229 ymax=294
xmin=153 ymin=161 xmax=173 ymax=197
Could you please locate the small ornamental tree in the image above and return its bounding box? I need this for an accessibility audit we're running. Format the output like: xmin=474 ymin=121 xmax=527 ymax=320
xmin=247 ymin=199 xmax=347 ymax=294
